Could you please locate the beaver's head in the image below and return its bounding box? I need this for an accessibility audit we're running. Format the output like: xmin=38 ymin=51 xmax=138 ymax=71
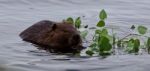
xmin=47 ymin=22 xmax=84 ymax=53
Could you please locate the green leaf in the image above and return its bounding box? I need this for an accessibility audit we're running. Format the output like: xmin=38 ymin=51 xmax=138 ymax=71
xmin=137 ymin=25 xmax=147 ymax=35
xmin=147 ymin=37 xmax=150 ymax=47
xmin=86 ymin=50 xmax=94 ymax=56
xmin=126 ymin=39 xmax=135 ymax=53
xmin=80 ymin=30 xmax=88 ymax=39
xmin=88 ymin=42 xmax=99 ymax=52
xmin=99 ymin=9 xmax=107 ymax=20
xmin=133 ymin=39 xmax=140 ymax=53
xmin=97 ymin=20 xmax=105 ymax=27
xmin=105 ymin=35 xmax=113 ymax=44
xmin=66 ymin=17 xmax=74 ymax=24
xmin=95 ymin=29 xmax=101 ymax=34
xmin=127 ymin=39 xmax=134 ymax=47
xmin=101 ymin=28 xmax=108 ymax=36
xmin=126 ymin=39 xmax=140 ymax=53
xmin=89 ymin=42 xmax=97 ymax=48
xmin=99 ymin=42 xmax=112 ymax=56
xmin=98 ymin=36 xmax=112 ymax=51
xmin=98 ymin=36 xmax=112 ymax=56
xmin=100 ymin=28 xmax=114 ymax=44
xmin=75 ymin=17 xmax=81 ymax=29
xmin=103 ymin=43 xmax=112 ymax=51
xmin=147 ymin=37 xmax=150 ymax=54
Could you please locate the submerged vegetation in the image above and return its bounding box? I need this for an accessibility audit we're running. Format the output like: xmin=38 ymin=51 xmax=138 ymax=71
xmin=65 ymin=9 xmax=150 ymax=57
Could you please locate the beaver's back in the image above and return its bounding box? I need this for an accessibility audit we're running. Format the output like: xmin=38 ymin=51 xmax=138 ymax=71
xmin=19 ymin=20 xmax=84 ymax=53
xmin=20 ymin=20 xmax=54 ymax=45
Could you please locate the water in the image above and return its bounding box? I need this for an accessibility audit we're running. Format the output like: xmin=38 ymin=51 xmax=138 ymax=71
xmin=0 ymin=0 xmax=150 ymax=71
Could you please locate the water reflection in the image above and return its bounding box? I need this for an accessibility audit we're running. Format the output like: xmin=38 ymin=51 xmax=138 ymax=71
xmin=0 ymin=0 xmax=150 ymax=71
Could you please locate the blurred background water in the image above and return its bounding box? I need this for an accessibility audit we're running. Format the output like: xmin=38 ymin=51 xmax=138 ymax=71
xmin=0 ymin=0 xmax=150 ymax=71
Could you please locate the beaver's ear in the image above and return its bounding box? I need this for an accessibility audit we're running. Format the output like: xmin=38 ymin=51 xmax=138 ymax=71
xmin=52 ymin=24 xmax=57 ymax=30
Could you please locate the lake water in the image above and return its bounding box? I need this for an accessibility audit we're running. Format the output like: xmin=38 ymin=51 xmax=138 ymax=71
xmin=1 ymin=0 xmax=150 ymax=71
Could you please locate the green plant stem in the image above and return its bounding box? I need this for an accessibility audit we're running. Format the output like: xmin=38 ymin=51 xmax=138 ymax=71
xmin=117 ymin=34 xmax=149 ymax=43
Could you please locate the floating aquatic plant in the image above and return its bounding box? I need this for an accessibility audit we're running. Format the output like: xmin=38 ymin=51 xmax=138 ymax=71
xmin=65 ymin=9 xmax=150 ymax=57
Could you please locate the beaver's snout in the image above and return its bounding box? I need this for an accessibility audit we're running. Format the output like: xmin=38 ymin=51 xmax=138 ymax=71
xmin=69 ymin=34 xmax=85 ymax=51
xmin=69 ymin=34 xmax=81 ymax=46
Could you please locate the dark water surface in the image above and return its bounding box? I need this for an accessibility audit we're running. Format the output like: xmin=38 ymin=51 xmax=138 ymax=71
xmin=1 ymin=0 xmax=150 ymax=71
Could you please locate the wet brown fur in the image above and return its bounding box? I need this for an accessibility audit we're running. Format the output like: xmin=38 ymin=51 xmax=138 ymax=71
xmin=19 ymin=20 xmax=84 ymax=53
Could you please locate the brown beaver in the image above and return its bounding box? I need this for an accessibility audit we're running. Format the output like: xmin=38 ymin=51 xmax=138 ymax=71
xmin=19 ymin=20 xmax=84 ymax=53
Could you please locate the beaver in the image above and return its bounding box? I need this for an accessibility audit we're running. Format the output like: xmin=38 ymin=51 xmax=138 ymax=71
xmin=19 ymin=20 xmax=84 ymax=53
